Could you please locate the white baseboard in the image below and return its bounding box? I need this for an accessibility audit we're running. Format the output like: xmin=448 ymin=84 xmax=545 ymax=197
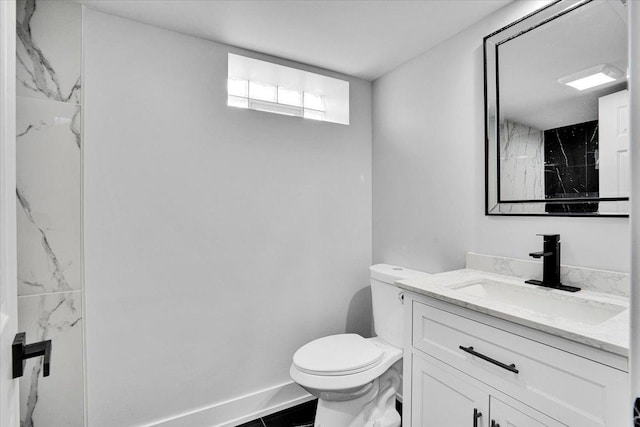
xmin=144 ymin=381 xmax=314 ymax=427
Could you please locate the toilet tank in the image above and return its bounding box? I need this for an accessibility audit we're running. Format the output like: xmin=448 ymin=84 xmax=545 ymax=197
xmin=370 ymin=264 xmax=430 ymax=348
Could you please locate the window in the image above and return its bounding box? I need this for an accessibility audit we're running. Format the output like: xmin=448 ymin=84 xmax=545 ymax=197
xmin=227 ymin=53 xmax=349 ymax=125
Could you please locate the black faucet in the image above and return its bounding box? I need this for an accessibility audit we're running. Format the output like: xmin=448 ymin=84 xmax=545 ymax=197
xmin=525 ymin=234 xmax=580 ymax=292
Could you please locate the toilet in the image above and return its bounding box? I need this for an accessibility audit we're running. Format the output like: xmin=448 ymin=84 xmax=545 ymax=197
xmin=290 ymin=264 xmax=430 ymax=427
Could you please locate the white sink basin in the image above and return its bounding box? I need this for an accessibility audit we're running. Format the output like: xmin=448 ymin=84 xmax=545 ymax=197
xmin=452 ymin=279 xmax=625 ymax=325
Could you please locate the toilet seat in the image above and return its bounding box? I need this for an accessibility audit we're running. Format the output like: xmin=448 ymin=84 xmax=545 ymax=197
xmin=290 ymin=336 xmax=402 ymax=392
xmin=293 ymin=334 xmax=384 ymax=376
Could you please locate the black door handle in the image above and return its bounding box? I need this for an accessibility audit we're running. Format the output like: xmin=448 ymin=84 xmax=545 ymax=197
xmin=473 ymin=408 xmax=482 ymax=427
xmin=12 ymin=332 xmax=52 ymax=378
xmin=491 ymin=420 xmax=500 ymax=427
xmin=459 ymin=345 xmax=519 ymax=374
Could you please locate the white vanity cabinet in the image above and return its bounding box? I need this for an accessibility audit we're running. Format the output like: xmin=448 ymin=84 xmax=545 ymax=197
xmin=412 ymin=354 xmax=562 ymax=427
xmin=489 ymin=398 xmax=561 ymax=427
xmin=412 ymin=354 xmax=488 ymax=426
xmin=403 ymin=294 xmax=629 ymax=427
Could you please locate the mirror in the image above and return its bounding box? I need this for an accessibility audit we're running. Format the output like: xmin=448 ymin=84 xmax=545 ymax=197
xmin=484 ymin=0 xmax=629 ymax=216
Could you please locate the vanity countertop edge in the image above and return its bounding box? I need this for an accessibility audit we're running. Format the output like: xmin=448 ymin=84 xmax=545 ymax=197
xmin=396 ymin=268 xmax=629 ymax=358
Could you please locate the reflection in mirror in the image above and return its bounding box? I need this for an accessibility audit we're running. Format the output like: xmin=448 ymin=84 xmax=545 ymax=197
xmin=485 ymin=0 xmax=629 ymax=216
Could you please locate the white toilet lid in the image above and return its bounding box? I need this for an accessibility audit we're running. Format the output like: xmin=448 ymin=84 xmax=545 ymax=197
xmin=293 ymin=334 xmax=384 ymax=376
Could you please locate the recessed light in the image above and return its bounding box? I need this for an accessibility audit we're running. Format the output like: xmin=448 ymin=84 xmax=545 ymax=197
xmin=558 ymin=64 xmax=623 ymax=91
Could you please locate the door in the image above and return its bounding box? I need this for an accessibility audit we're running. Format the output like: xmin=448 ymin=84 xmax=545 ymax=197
xmin=489 ymin=397 xmax=565 ymax=427
xmin=598 ymin=89 xmax=629 ymax=213
xmin=412 ymin=354 xmax=489 ymax=427
xmin=0 ymin=0 xmax=19 ymax=426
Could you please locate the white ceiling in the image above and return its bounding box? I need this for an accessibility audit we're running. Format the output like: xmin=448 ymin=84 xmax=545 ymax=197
xmin=499 ymin=0 xmax=628 ymax=130
xmin=79 ymin=0 xmax=512 ymax=81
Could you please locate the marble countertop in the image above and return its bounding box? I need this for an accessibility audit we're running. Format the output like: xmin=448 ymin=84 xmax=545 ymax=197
xmin=397 ymin=269 xmax=629 ymax=357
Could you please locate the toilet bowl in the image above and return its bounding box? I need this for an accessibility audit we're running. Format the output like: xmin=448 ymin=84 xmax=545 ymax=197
xmin=290 ymin=264 xmax=430 ymax=427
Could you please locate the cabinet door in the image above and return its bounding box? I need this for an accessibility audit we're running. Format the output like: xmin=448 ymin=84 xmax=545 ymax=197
xmin=490 ymin=397 xmax=565 ymax=427
xmin=412 ymin=300 xmax=628 ymax=426
xmin=412 ymin=354 xmax=489 ymax=427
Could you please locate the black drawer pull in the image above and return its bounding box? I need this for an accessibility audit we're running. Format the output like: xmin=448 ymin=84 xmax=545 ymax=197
xmin=459 ymin=345 xmax=519 ymax=374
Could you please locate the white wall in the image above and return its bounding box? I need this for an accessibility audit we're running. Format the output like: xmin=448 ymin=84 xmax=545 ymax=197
xmin=372 ymin=0 xmax=630 ymax=274
xmin=83 ymin=9 xmax=372 ymax=427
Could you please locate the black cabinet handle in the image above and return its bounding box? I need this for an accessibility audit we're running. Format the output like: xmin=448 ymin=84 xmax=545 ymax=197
xmin=12 ymin=332 xmax=52 ymax=378
xmin=491 ymin=420 xmax=500 ymax=427
xmin=459 ymin=345 xmax=519 ymax=374
xmin=473 ymin=408 xmax=482 ymax=427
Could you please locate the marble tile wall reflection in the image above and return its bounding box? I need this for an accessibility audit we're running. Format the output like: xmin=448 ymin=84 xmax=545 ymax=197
xmin=500 ymin=120 xmax=545 ymax=201
xmin=544 ymin=120 xmax=599 ymax=197
xmin=496 ymin=202 xmax=546 ymax=214
xmin=543 ymin=120 xmax=599 ymax=214
xmin=16 ymin=0 xmax=84 ymax=426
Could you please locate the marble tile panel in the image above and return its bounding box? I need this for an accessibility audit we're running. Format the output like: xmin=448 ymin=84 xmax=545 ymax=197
xmin=16 ymin=0 xmax=81 ymax=103
xmin=544 ymin=120 xmax=599 ymax=213
xmin=496 ymin=202 xmax=546 ymax=214
xmin=544 ymin=120 xmax=599 ymax=197
xmin=18 ymin=291 xmax=84 ymax=427
xmin=500 ymin=120 xmax=545 ymax=201
xmin=17 ymin=96 xmax=81 ymax=296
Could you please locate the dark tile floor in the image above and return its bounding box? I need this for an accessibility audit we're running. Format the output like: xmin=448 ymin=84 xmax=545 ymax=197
xmin=237 ymin=399 xmax=317 ymax=427
xmin=237 ymin=398 xmax=403 ymax=427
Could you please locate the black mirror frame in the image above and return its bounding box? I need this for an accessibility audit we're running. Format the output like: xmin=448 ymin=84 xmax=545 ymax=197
xmin=483 ymin=0 xmax=630 ymax=217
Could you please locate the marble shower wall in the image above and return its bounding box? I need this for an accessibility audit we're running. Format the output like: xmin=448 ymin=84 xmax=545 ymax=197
xmin=543 ymin=120 xmax=599 ymax=198
xmin=16 ymin=1 xmax=84 ymax=426
xmin=543 ymin=120 xmax=599 ymax=214
xmin=499 ymin=120 xmax=545 ymax=201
